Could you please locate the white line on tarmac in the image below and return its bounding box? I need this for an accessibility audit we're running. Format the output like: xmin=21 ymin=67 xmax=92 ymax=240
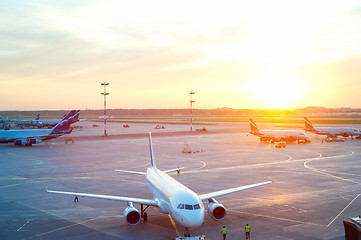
xmin=304 ymin=151 xmax=360 ymax=184
xmin=327 ymin=194 xmax=361 ymax=227
xmin=17 ymin=220 xmax=30 ymax=232
xmin=230 ymin=209 xmax=325 ymax=227
xmin=23 ymin=216 xmax=106 ymax=240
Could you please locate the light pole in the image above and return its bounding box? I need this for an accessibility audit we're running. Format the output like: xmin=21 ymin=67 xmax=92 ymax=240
xmin=101 ymin=82 xmax=110 ymax=137
xmin=190 ymin=91 xmax=195 ymax=131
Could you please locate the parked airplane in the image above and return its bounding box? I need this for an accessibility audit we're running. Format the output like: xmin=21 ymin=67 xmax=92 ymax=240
xmin=0 ymin=113 xmax=66 ymax=128
xmin=304 ymin=117 xmax=361 ymax=138
xmin=47 ymin=133 xmax=271 ymax=234
xmin=0 ymin=110 xmax=80 ymax=146
xmin=249 ymin=119 xmax=310 ymax=143
xmin=33 ymin=115 xmax=64 ymax=128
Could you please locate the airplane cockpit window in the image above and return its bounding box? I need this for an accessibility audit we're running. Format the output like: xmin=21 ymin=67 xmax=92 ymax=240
xmin=177 ymin=203 xmax=200 ymax=210
xmin=185 ymin=204 xmax=193 ymax=210
xmin=177 ymin=204 xmax=185 ymax=209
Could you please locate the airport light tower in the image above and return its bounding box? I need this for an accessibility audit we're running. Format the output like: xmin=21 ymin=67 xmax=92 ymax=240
xmin=189 ymin=91 xmax=195 ymax=131
xmin=101 ymin=82 xmax=110 ymax=137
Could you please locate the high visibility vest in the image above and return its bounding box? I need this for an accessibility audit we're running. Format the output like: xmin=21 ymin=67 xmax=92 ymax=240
xmin=245 ymin=226 xmax=250 ymax=232
xmin=222 ymin=228 xmax=227 ymax=234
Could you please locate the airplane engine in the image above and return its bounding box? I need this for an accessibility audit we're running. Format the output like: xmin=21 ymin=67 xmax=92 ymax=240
xmin=123 ymin=203 xmax=141 ymax=225
xmin=207 ymin=199 xmax=226 ymax=221
xmin=28 ymin=138 xmax=42 ymax=144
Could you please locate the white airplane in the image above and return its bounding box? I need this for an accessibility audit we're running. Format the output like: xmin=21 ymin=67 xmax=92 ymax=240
xmin=32 ymin=114 xmax=67 ymax=128
xmin=304 ymin=117 xmax=361 ymax=138
xmin=0 ymin=110 xmax=80 ymax=146
xmin=47 ymin=133 xmax=271 ymax=234
xmin=249 ymin=119 xmax=310 ymax=143
xmin=99 ymin=113 xmax=110 ymax=120
xmin=1 ymin=113 xmax=67 ymax=128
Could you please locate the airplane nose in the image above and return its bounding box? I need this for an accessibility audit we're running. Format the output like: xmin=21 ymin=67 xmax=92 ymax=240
xmin=183 ymin=210 xmax=204 ymax=228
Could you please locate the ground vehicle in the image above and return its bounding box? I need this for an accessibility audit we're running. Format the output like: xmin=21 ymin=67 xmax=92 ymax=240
xmin=333 ymin=137 xmax=345 ymax=142
xmin=274 ymin=141 xmax=287 ymax=148
xmin=325 ymin=137 xmax=345 ymax=142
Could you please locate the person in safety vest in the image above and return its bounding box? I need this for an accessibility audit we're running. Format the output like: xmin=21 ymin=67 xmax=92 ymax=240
xmin=220 ymin=226 xmax=227 ymax=240
xmin=74 ymin=192 xmax=79 ymax=202
xmin=245 ymin=224 xmax=251 ymax=239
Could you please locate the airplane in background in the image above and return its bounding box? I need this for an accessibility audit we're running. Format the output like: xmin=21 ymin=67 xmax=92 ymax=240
xmin=99 ymin=113 xmax=110 ymax=120
xmin=47 ymin=133 xmax=271 ymax=235
xmin=304 ymin=117 xmax=361 ymax=138
xmin=33 ymin=114 xmax=67 ymax=128
xmin=0 ymin=110 xmax=80 ymax=146
xmin=249 ymin=119 xmax=310 ymax=143
xmin=0 ymin=113 xmax=67 ymax=129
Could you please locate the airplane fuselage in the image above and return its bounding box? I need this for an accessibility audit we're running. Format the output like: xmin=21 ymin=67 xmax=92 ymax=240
xmin=0 ymin=129 xmax=52 ymax=143
xmin=251 ymin=130 xmax=308 ymax=142
xmin=145 ymin=167 xmax=205 ymax=228
xmin=307 ymin=127 xmax=361 ymax=137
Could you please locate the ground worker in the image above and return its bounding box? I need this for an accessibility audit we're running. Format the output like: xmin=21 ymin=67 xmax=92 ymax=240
xmin=220 ymin=226 xmax=227 ymax=240
xmin=245 ymin=224 xmax=251 ymax=239
xmin=177 ymin=168 xmax=180 ymax=175
xmin=74 ymin=192 xmax=79 ymax=202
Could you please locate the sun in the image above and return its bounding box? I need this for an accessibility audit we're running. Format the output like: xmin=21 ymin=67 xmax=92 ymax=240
xmin=246 ymin=69 xmax=305 ymax=108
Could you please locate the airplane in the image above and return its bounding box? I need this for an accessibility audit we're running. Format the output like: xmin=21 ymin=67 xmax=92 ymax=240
xmin=0 ymin=113 xmax=66 ymax=128
xmin=33 ymin=117 xmax=64 ymax=128
xmin=304 ymin=117 xmax=361 ymax=138
xmin=99 ymin=114 xmax=110 ymax=120
xmin=0 ymin=110 xmax=80 ymax=146
xmin=47 ymin=133 xmax=271 ymax=235
xmin=249 ymin=119 xmax=310 ymax=143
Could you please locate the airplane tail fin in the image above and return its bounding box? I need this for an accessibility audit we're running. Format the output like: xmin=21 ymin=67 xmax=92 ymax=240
xmin=35 ymin=114 xmax=40 ymax=120
xmin=249 ymin=119 xmax=260 ymax=134
xmin=148 ymin=132 xmax=157 ymax=169
xmin=50 ymin=110 xmax=80 ymax=135
xmin=304 ymin=117 xmax=315 ymax=131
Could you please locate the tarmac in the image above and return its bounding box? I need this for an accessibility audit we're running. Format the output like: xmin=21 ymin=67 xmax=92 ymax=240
xmin=1 ymin=121 xmax=361 ymax=239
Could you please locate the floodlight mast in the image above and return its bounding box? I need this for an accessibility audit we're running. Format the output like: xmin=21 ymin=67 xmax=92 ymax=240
xmin=101 ymin=82 xmax=110 ymax=137
xmin=190 ymin=91 xmax=195 ymax=131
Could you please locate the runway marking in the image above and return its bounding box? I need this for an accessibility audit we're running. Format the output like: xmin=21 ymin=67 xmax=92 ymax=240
xmin=168 ymin=214 xmax=180 ymax=238
xmin=0 ymin=177 xmax=145 ymax=190
xmin=23 ymin=216 xmax=106 ymax=239
xmin=230 ymin=210 xmax=325 ymax=227
xmin=327 ymin=194 xmax=361 ymax=227
xmin=181 ymin=150 xmax=352 ymax=176
xmin=17 ymin=220 xmax=30 ymax=232
xmin=303 ymin=151 xmax=360 ymax=184
xmin=0 ymin=180 xmax=50 ymax=189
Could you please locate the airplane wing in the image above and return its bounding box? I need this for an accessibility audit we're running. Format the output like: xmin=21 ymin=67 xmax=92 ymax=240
xmin=115 ymin=167 xmax=185 ymax=175
xmin=46 ymin=188 xmax=159 ymax=206
xmin=164 ymin=167 xmax=185 ymax=173
xmin=199 ymin=180 xmax=271 ymax=201
xmin=115 ymin=169 xmax=146 ymax=175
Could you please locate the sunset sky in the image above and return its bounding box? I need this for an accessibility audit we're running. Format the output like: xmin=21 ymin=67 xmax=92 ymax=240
xmin=1 ymin=0 xmax=361 ymax=110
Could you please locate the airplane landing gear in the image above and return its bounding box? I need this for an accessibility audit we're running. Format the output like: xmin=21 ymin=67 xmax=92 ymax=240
xmin=141 ymin=204 xmax=149 ymax=222
xmin=143 ymin=212 xmax=148 ymax=221
xmin=184 ymin=227 xmax=191 ymax=237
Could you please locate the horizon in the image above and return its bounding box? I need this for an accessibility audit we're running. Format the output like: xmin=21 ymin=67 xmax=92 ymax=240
xmin=1 ymin=106 xmax=360 ymax=113
xmin=1 ymin=1 xmax=361 ymax=110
